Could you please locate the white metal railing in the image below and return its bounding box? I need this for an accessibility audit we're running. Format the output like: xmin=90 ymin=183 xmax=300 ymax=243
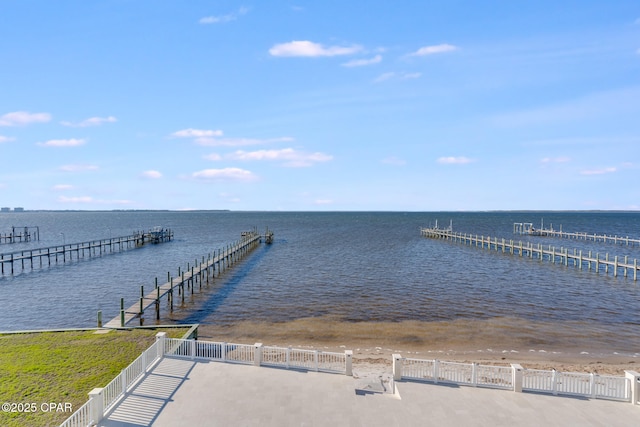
xmin=59 ymin=338 xmax=161 ymax=427
xmin=58 ymin=399 xmax=92 ymax=427
xmin=396 ymin=356 xmax=632 ymax=402
xmin=522 ymin=368 xmax=553 ymax=392
xmin=161 ymin=339 xmax=349 ymax=374
xmin=476 ymin=364 xmax=513 ymax=390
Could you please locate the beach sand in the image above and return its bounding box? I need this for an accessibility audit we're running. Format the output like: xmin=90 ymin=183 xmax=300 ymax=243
xmin=195 ymin=316 xmax=640 ymax=377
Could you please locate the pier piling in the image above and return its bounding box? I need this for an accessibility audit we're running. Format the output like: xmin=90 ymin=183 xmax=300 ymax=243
xmin=104 ymin=229 xmax=269 ymax=328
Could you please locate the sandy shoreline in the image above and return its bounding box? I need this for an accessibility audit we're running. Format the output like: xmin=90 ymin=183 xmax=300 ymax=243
xmin=195 ymin=317 xmax=640 ymax=376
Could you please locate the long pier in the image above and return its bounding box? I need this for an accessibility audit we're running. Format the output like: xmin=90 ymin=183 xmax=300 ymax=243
xmin=0 ymin=228 xmax=173 ymax=275
xmin=104 ymin=229 xmax=272 ymax=328
xmin=421 ymin=227 xmax=639 ymax=281
xmin=513 ymin=222 xmax=640 ymax=246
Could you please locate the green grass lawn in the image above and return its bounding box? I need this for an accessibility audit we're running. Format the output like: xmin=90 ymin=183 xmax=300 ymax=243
xmin=0 ymin=328 xmax=189 ymax=427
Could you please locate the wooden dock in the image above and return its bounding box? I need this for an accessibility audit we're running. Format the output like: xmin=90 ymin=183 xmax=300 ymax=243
xmin=421 ymin=227 xmax=639 ymax=281
xmin=104 ymin=230 xmax=269 ymax=328
xmin=513 ymin=222 xmax=640 ymax=246
xmin=0 ymin=228 xmax=172 ymax=275
xmin=0 ymin=226 xmax=40 ymax=244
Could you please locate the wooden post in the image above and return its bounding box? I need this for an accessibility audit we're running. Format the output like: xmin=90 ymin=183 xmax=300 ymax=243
xmin=97 ymin=310 xmax=102 ymax=328
xmin=170 ymin=277 xmax=174 ymax=311
xmin=181 ymin=272 xmax=185 ymax=303
xmin=139 ymin=285 xmax=144 ymax=315
xmin=623 ymin=255 xmax=628 ymax=277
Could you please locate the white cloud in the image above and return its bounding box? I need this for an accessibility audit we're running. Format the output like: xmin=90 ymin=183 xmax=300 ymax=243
xmin=381 ymin=156 xmax=406 ymax=166
xmin=203 ymin=153 xmax=223 ymax=161
xmin=59 ymin=164 xmax=99 ymax=172
xmin=195 ymin=136 xmax=293 ymax=147
xmin=269 ymin=40 xmax=361 ymax=57
xmin=52 ymin=184 xmax=73 ymax=191
xmin=374 ymin=72 xmax=396 ymax=83
xmin=314 ymin=199 xmax=333 ymax=205
xmin=0 ymin=135 xmax=15 ymax=143
xmin=37 ymin=138 xmax=86 ymax=147
xmin=541 ymin=156 xmax=571 ymax=163
xmin=200 ymin=6 xmax=249 ymax=24
xmin=580 ymin=167 xmax=617 ymax=175
xmin=410 ymin=44 xmax=458 ymax=56
xmin=58 ymin=196 xmax=94 ymax=203
xmin=57 ymin=196 xmax=132 ymax=205
xmin=60 ymin=116 xmax=117 ymax=127
xmin=374 ymin=71 xmax=421 ymax=83
xmin=437 ymin=156 xmax=475 ymax=164
xmin=192 ymin=167 xmax=257 ymax=181
xmin=342 ymin=55 xmax=382 ymax=67
xmin=171 ymin=128 xmax=224 ymax=138
xmin=141 ymin=170 xmax=162 ymax=179
xmin=0 ymin=111 xmax=51 ymax=126
xmin=227 ymin=148 xmax=333 ymax=167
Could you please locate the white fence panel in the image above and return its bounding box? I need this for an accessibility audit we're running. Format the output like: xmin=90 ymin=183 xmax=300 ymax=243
xmin=556 ymin=372 xmax=592 ymax=396
xmin=594 ymin=375 xmax=630 ymax=401
xmin=523 ymin=369 xmax=554 ymax=393
xmin=102 ymin=374 xmax=123 ymax=412
xmin=165 ymin=337 xmax=191 ymax=357
xmin=402 ymin=358 xmax=435 ymax=381
xmin=225 ymin=343 xmax=255 ymax=364
xmin=476 ymin=365 xmax=513 ymax=390
xmin=317 ymin=351 xmax=346 ymax=373
xmin=438 ymin=361 xmax=473 ymax=385
xmin=58 ymin=400 xmax=92 ymax=427
xmin=261 ymin=346 xmax=288 ymax=367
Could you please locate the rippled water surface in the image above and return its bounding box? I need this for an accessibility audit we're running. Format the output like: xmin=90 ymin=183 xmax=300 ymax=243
xmin=1 ymin=211 xmax=639 ymax=352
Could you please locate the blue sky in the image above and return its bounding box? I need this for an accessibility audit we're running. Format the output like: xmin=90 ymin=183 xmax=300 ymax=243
xmin=1 ymin=1 xmax=639 ymax=211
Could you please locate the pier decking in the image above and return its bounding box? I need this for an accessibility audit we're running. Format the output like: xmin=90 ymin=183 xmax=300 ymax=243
xmin=104 ymin=230 xmax=268 ymax=328
xmin=0 ymin=226 xmax=40 ymax=244
xmin=421 ymin=227 xmax=639 ymax=281
xmin=513 ymin=222 xmax=640 ymax=246
xmin=0 ymin=228 xmax=172 ymax=275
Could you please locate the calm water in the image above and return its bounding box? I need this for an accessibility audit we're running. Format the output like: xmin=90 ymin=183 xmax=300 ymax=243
xmin=1 ymin=211 xmax=639 ymax=351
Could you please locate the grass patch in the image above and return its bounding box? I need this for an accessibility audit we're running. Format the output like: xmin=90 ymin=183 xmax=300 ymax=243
xmin=0 ymin=328 xmax=188 ymax=427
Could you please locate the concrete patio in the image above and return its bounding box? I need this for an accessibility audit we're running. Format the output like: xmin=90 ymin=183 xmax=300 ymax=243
xmin=97 ymin=357 xmax=638 ymax=427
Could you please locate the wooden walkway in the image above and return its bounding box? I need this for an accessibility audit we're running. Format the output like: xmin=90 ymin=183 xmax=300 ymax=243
xmin=421 ymin=227 xmax=639 ymax=281
xmin=513 ymin=223 xmax=640 ymax=246
xmin=104 ymin=231 xmax=265 ymax=328
xmin=0 ymin=226 xmax=40 ymax=244
xmin=0 ymin=228 xmax=172 ymax=275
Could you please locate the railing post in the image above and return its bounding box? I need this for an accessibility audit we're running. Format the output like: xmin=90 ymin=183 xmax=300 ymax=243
xmin=552 ymin=370 xmax=558 ymax=395
xmin=434 ymin=360 xmax=440 ymax=384
xmin=121 ymin=369 xmax=127 ymax=396
xmin=222 ymin=342 xmax=227 ymax=361
xmin=156 ymin=332 xmax=166 ymax=358
xmin=254 ymin=343 xmax=263 ymax=367
xmin=590 ymin=373 xmax=597 ymax=399
xmin=314 ymin=350 xmax=319 ymax=372
xmin=89 ymin=388 xmax=104 ymax=425
xmin=286 ymin=347 xmax=291 ymax=368
xmin=511 ymin=364 xmax=523 ymax=392
xmin=392 ymin=354 xmax=403 ymax=381
xmin=191 ymin=339 xmax=196 ymax=360
xmin=345 ymin=350 xmax=353 ymax=376
xmin=472 ymin=363 xmax=478 ymax=387
xmin=625 ymin=371 xmax=640 ymax=404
